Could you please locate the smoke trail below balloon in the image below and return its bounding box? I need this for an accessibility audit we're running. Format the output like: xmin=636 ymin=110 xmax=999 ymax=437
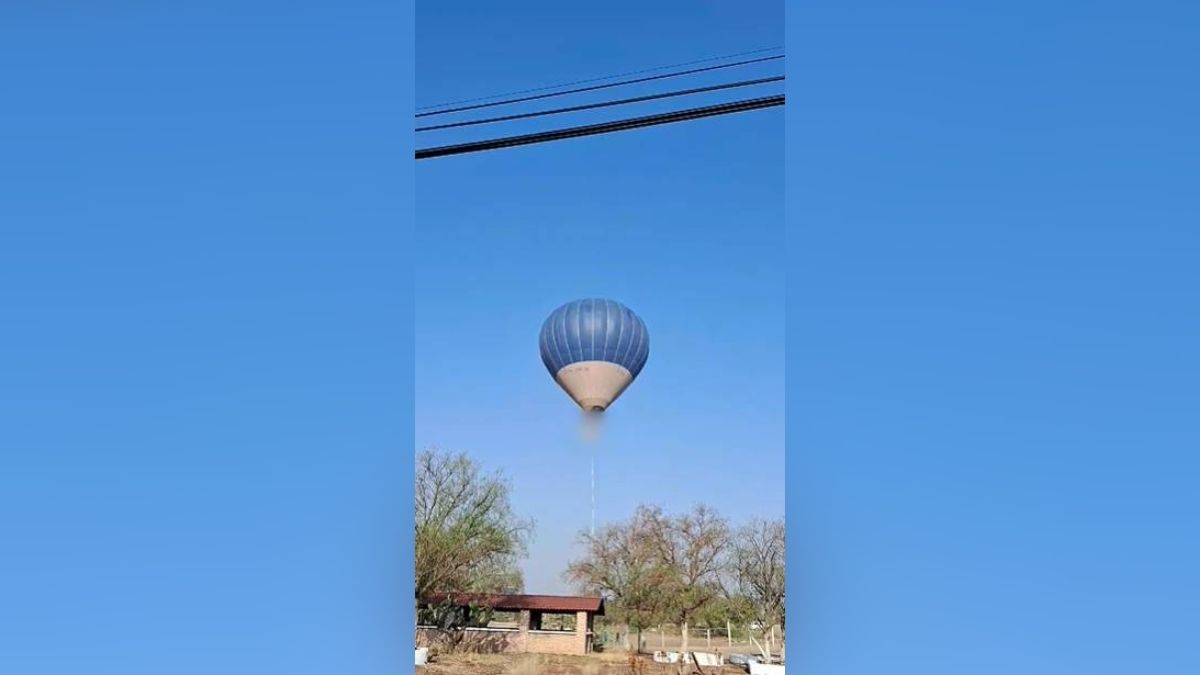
xmin=579 ymin=410 xmax=603 ymax=537
xmin=580 ymin=409 xmax=603 ymax=445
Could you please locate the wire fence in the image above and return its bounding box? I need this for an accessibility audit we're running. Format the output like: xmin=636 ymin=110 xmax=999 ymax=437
xmin=593 ymin=623 xmax=784 ymax=659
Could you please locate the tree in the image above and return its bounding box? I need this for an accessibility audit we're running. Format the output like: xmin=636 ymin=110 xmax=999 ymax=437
xmin=644 ymin=504 xmax=731 ymax=655
xmin=694 ymin=594 xmax=754 ymax=629
xmin=566 ymin=504 xmax=779 ymax=657
xmin=565 ymin=506 xmax=672 ymax=651
xmin=726 ymin=517 xmax=785 ymax=658
xmin=415 ymin=448 xmax=534 ymax=635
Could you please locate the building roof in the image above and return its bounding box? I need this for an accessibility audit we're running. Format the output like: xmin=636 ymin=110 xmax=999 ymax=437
xmin=421 ymin=593 xmax=605 ymax=615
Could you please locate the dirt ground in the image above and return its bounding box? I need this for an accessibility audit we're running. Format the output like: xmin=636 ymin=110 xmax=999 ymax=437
xmin=416 ymin=652 xmax=749 ymax=675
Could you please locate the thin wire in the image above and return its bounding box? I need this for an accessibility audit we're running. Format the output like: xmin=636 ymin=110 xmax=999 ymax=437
xmin=415 ymin=54 xmax=784 ymax=119
xmin=416 ymin=45 xmax=782 ymax=111
xmin=415 ymin=94 xmax=784 ymax=160
xmin=590 ymin=451 xmax=595 ymax=539
xmin=417 ymin=75 xmax=783 ymax=132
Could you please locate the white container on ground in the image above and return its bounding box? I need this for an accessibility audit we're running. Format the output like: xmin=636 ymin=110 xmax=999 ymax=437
xmin=414 ymin=648 xmax=428 ymax=666
xmin=692 ymin=652 xmax=723 ymax=666
xmin=749 ymin=663 xmax=785 ymax=675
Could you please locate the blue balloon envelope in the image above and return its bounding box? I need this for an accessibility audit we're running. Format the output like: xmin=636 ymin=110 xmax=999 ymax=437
xmin=539 ymin=298 xmax=649 ymax=411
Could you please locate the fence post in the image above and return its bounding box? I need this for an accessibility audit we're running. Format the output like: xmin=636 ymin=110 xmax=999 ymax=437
xmin=727 ymin=620 xmax=732 ymax=648
xmin=706 ymin=628 xmax=711 ymax=648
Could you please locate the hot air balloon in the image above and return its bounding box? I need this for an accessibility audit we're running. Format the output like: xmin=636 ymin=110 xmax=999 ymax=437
xmin=539 ymin=298 xmax=649 ymax=412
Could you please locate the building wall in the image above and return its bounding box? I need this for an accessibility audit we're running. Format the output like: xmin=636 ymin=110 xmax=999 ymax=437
xmin=524 ymin=610 xmax=591 ymax=654
xmin=415 ymin=627 xmax=523 ymax=653
xmin=525 ymin=630 xmax=580 ymax=654
xmin=415 ymin=609 xmax=593 ymax=656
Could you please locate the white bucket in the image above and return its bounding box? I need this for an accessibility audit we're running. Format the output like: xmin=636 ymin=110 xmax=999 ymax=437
xmin=749 ymin=663 xmax=785 ymax=675
xmin=415 ymin=648 xmax=428 ymax=666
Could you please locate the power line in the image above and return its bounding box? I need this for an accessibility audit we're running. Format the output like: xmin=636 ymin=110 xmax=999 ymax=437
xmin=416 ymin=75 xmax=784 ymax=132
xmin=416 ymin=54 xmax=784 ymax=119
xmin=415 ymin=94 xmax=784 ymax=160
xmin=416 ymin=45 xmax=782 ymax=111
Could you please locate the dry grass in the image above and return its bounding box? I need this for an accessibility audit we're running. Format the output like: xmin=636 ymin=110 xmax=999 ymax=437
xmin=415 ymin=651 xmax=749 ymax=675
xmin=505 ymin=654 xmax=548 ymax=675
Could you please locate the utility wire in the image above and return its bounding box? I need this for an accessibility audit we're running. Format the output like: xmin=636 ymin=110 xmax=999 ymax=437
xmin=417 ymin=75 xmax=784 ymax=132
xmin=416 ymin=94 xmax=784 ymax=160
xmin=416 ymin=54 xmax=784 ymax=119
xmin=416 ymin=45 xmax=782 ymax=111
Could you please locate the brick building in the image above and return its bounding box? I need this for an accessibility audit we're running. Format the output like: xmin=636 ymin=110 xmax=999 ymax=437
xmin=417 ymin=593 xmax=604 ymax=656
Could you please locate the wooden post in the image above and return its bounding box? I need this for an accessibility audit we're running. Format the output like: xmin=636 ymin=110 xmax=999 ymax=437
xmin=659 ymin=625 xmax=665 ymax=650
xmin=750 ymin=635 xmax=770 ymax=663
xmin=726 ymin=620 xmax=733 ymax=648
xmin=706 ymin=628 xmax=711 ymax=648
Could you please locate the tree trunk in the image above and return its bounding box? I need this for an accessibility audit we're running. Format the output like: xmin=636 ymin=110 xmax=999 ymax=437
xmin=681 ymin=618 xmax=689 ymax=654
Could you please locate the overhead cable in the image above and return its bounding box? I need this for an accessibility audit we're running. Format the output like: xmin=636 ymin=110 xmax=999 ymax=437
xmin=416 ymin=94 xmax=784 ymax=160
xmin=416 ymin=54 xmax=784 ymax=119
xmin=416 ymin=45 xmax=782 ymax=111
xmin=417 ymin=75 xmax=784 ymax=132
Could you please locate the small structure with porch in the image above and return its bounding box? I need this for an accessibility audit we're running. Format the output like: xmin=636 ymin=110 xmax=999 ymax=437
xmin=417 ymin=593 xmax=604 ymax=656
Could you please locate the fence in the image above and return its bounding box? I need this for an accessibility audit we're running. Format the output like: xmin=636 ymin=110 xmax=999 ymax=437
xmin=594 ymin=623 xmax=784 ymax=660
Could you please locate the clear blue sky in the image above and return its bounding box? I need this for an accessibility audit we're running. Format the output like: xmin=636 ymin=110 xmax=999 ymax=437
xmin=792 ymin=2 xmax=1199 ymax=674
xmin=416 ymin=0 xmax=784 ymax=594
xmin=1 ymin=3 xmax=409 ymax=674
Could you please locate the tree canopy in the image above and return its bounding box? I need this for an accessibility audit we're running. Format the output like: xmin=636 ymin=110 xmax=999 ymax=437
xmin=415 ymin=448 xmax=533 ymax=600
xmin=566 ymin=503 xmax=783 ymax=653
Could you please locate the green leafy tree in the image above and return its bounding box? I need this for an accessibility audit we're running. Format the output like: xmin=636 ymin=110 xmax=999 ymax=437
xmin=415 ymin=448 xmax=533 ymax=647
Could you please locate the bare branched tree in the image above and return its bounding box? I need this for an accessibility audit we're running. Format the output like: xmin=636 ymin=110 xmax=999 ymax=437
xmin=644 ymin=504 xmax=731 ymax=654
xmin=564 ymin=506 xmax=672 ymax=650
xmin=567 ymin=503 xmax=782 ymax=658
xmin=727 ymin=517 xmax=785 ymax=654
